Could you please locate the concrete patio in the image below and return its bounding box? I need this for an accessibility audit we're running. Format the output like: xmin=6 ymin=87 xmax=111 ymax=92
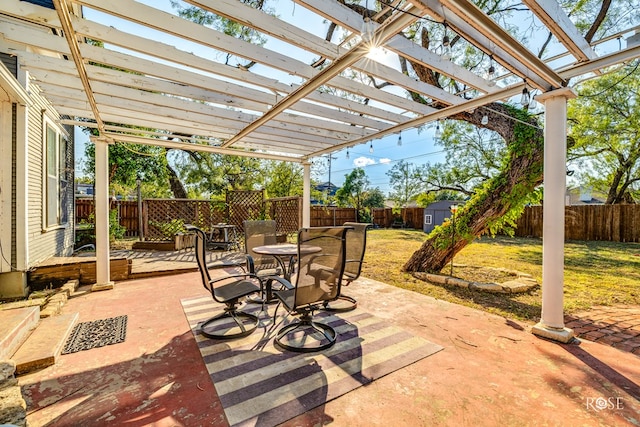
xmin=17 ymin=267 xmax=640 ymax=427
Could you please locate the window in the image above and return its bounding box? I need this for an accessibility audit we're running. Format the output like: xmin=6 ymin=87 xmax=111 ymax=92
xmin=424 ymin=214 xmax=432 ymax=225
xmin=44 ymin=121 xmax=69 ymax=228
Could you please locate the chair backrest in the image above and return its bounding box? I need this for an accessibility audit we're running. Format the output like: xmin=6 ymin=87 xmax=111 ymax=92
xmin=342 ymin=222 xmax=371 ymax=282
xmin=293 ymin=226 xmax=349 ymax=308
xmin=185 ymin=225 xmax=212 ymax=293
xmin=243 ymin=220 xmax=278 ymax=267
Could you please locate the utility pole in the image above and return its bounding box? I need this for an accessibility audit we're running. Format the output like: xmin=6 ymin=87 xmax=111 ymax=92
xmin=326 ymin=154 xmax=337 ymax=202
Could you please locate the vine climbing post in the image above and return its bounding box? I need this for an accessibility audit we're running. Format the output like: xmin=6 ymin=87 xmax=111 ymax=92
xmin=532 ymin=88 xmax=577 ymax=344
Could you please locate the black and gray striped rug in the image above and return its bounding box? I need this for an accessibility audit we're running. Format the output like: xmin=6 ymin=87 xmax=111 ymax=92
xmin=181 ymin=295 xmax=442 ymax=427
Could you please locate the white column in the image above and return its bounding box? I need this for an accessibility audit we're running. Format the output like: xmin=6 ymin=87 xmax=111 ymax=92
xmin=92 ymin=137 xmax=113 ymax=290
xmin=532 ymin=87 xmax=576 ymax=343
xmin=302 ymin=161 xmax=311 ymax=228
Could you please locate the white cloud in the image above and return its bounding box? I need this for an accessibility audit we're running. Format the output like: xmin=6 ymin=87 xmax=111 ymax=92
xmin=379 ymin=158 xmax=392 ymax=164
xmin=353 ymin=156 xmax=376 ymax=167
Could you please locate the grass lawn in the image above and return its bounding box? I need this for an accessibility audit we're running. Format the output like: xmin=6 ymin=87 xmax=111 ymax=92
xmin=361 ymin=229 xmax=640 ymax=323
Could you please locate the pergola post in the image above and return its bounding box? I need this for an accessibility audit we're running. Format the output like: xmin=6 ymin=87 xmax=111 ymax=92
xmin=532 ymin=87 xmax=576 ymax=343
xmin=302 ymin=161 xmax=311 ymax=228
xmin=91 ymin=136 xmax=114 ymax=291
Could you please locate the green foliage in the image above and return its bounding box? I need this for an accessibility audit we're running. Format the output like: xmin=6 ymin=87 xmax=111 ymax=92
xmin=335 ymin=168 xmax=383 ymax=222
xmin=82 ymin=209 xmax=126 ymax=241
xmin=149 ymin=218 xmax=186 ymax=240
xmin=568 ymin=61 xmax=640 ymax=203
xmin=386 ymin=160 xmax=422 ymax=208
xmin=261 ymin=161 xmax=304 ymax=198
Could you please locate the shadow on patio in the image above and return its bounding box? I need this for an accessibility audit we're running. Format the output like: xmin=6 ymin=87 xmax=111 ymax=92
xmin=19 ymin=266 xmax=640 ymax=427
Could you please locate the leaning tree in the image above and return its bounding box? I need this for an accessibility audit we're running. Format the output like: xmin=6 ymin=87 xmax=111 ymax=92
xmin=337 ymin=0 xmax=623 ymax=273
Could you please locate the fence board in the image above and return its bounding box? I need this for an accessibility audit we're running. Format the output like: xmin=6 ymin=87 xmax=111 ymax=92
xmin=513 ymin=204 xmax=640 ymax=242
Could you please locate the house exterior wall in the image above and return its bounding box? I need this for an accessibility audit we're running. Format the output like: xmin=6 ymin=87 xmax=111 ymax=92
xmin=25 ymin=82 xmax=75 ymax=266
xmin=0 ymin=53 xmax=75 ymax=298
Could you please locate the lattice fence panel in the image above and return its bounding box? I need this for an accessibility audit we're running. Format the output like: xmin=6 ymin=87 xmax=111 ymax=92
xmin=227 ymin=190 xmax=264 ymax=233
xmin=143 ymin=199 xmax=226 ymax=241
xmin=266 ymin=196 xmax=301 ymax=235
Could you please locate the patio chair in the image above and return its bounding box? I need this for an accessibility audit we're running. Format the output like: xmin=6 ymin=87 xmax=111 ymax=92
xmin=186 ymin=225 xmax=262 ymax=339
xmin=268 ymin=226 xmax=349 ymax=352
xmin=323 ymin=222 xmax=371 ymax=312
xmin=243 ymin=220 xmax=283 ymax=278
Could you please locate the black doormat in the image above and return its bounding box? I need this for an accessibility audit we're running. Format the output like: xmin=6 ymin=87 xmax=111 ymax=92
xmin=62 ymin=315 xmax=128 ymax=354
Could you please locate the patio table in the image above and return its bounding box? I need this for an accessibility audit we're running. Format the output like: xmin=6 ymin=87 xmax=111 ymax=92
xmin=252 ymin=243 xmax=322 ymax=281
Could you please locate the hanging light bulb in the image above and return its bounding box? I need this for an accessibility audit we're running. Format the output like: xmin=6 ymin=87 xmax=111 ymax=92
xmin=369 ymin=141 xmax=374 ymax=153
xmin=441 ymin=23 xmax=452 ymax=60
xmin=486 ymin=55 xmax=496 ymax=86
xmin=346 ymin=148 xmax=350 ymax=159
xmin=397 ymin=133 xmax=402 ymax=146
xmin=520 ymin=80 xmax=530 ymax=107
xmin=481 ymin=113 xmax=489 ymax=125
xmin=528 ymin=90 xmax=538 ymax=109
xmin=435 ymin=121 xmax=442 ymax=138
xmin=361 ymin=16 xmax=375 ymax=44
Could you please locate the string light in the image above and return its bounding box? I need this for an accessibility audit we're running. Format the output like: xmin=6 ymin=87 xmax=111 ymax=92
xmin=434 ymin=120 xmax=442 ymax=138
xmin=346 ymin=148 xmax=350 ymax=159
xmin=369 ymin=141 xmax=374 ymax=153
xmin=481 ymin=113 xmax=489 ymax=125
xmin=520 ymin=80 xmax=531 ymax=107
xmin=441 ymin=23 xmax=451 ymax=59
xmin=486 ymin=55 xmax=496 ymax=86
xmin=397 ymin=133 xmax=402 ymax=146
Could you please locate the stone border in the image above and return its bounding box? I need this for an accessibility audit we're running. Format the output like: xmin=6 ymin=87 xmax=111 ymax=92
xmin=413 ymin=267 xmax=538 ymax=294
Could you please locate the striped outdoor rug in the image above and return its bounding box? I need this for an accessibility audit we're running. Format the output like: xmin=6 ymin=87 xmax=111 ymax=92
xmin=181 ymin=295 xmax=443 ymax=427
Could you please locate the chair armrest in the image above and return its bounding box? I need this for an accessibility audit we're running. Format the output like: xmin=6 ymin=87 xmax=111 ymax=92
xmin=245 ymin=254 xmax=256 ymax=274
xmin=266 ymin=275 xmax=294 ymax=290
xmin=209 ymin=272 xmax=262 ymax=286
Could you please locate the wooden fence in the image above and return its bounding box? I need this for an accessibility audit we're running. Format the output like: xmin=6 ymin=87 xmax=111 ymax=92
xmin=514 ymin=205 xmax=640 ymax=242
xmin=371 ymin=207 xmax=424 ymax=229
xmin=76 ymin=199 xmax=640 ymax=243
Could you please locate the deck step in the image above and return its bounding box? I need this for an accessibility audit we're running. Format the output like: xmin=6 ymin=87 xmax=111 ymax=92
xmin=0 ymin=307 xmax=40 ymax=360
xmin=12 ymin=313 xmax=79 ymax=375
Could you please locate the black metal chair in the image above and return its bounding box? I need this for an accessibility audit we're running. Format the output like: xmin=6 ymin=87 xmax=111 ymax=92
xmin=186 ymin=225 xmax=262 ymax=339
xmin=323 ymin=222 xmax=371 ymax=312
xmin=243 ymin=220 xmax=283 ymax=278
xmin=243 ymin=220 xmax=284 ymax=303
xmin=268 ymin=226 xmax=349 ymax=352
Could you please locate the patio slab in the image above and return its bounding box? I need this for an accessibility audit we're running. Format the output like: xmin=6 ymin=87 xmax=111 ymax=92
xmin=18 ymin=270 xmax=640 ymax=427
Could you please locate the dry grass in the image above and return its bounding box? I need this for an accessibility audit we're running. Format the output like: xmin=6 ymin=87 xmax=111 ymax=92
xmin=361 ymin=229 xmax=640 ymax=322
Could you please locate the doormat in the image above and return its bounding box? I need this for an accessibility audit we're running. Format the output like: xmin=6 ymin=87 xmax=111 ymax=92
xmin=62 ymin=315 xmax=128 ymax=354
xmin=181 ymin=296 xmax=443 ymax=427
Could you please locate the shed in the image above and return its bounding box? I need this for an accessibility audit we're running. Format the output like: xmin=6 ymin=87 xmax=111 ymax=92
xmin=423 ymin=201 xmax=465 ymax=233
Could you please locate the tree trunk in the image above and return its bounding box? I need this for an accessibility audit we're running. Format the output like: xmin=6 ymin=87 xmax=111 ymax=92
xmin=165 ymin=150 xmax=188 ymax=199
xmin=404 ymin=104 xmax=544 ymax=273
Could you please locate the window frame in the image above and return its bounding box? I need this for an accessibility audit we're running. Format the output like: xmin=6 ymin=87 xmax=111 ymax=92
xmin=424 ymin=214 xmax=432 ymax=225
xmin=42 ymin=116 xmax=69 ymax=230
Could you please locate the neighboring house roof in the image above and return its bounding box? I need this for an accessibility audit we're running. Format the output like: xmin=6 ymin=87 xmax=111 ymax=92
xmin=315 ymin=182 xmax=338 ymax=196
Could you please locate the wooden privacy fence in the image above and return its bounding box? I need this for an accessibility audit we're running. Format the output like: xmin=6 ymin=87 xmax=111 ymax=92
xmin=77 ymin=199 xmax=640 ymax=243
xmin=371 ymin=207 xmax=424 ymax=229
xmin=310 ymin=206 xmax=357 ymax=226
xmin=514 ymin=205 xmax=640 ymax=242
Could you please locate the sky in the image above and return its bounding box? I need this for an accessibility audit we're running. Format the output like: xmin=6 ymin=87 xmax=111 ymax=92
xmin=73 ymin=0 xmax=446 ymax=195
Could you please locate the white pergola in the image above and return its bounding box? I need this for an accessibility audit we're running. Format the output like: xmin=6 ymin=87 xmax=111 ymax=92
xmin=2 ymin=0 xmax=640 ymax=342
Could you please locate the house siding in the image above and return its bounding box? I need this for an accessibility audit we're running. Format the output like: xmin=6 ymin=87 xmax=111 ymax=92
xmin=25 ymin=82 xmax=75 ymax=267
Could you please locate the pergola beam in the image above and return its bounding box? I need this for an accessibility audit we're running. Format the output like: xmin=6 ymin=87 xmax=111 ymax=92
xmin=522 ymin=0 xmax=596 ymax=62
